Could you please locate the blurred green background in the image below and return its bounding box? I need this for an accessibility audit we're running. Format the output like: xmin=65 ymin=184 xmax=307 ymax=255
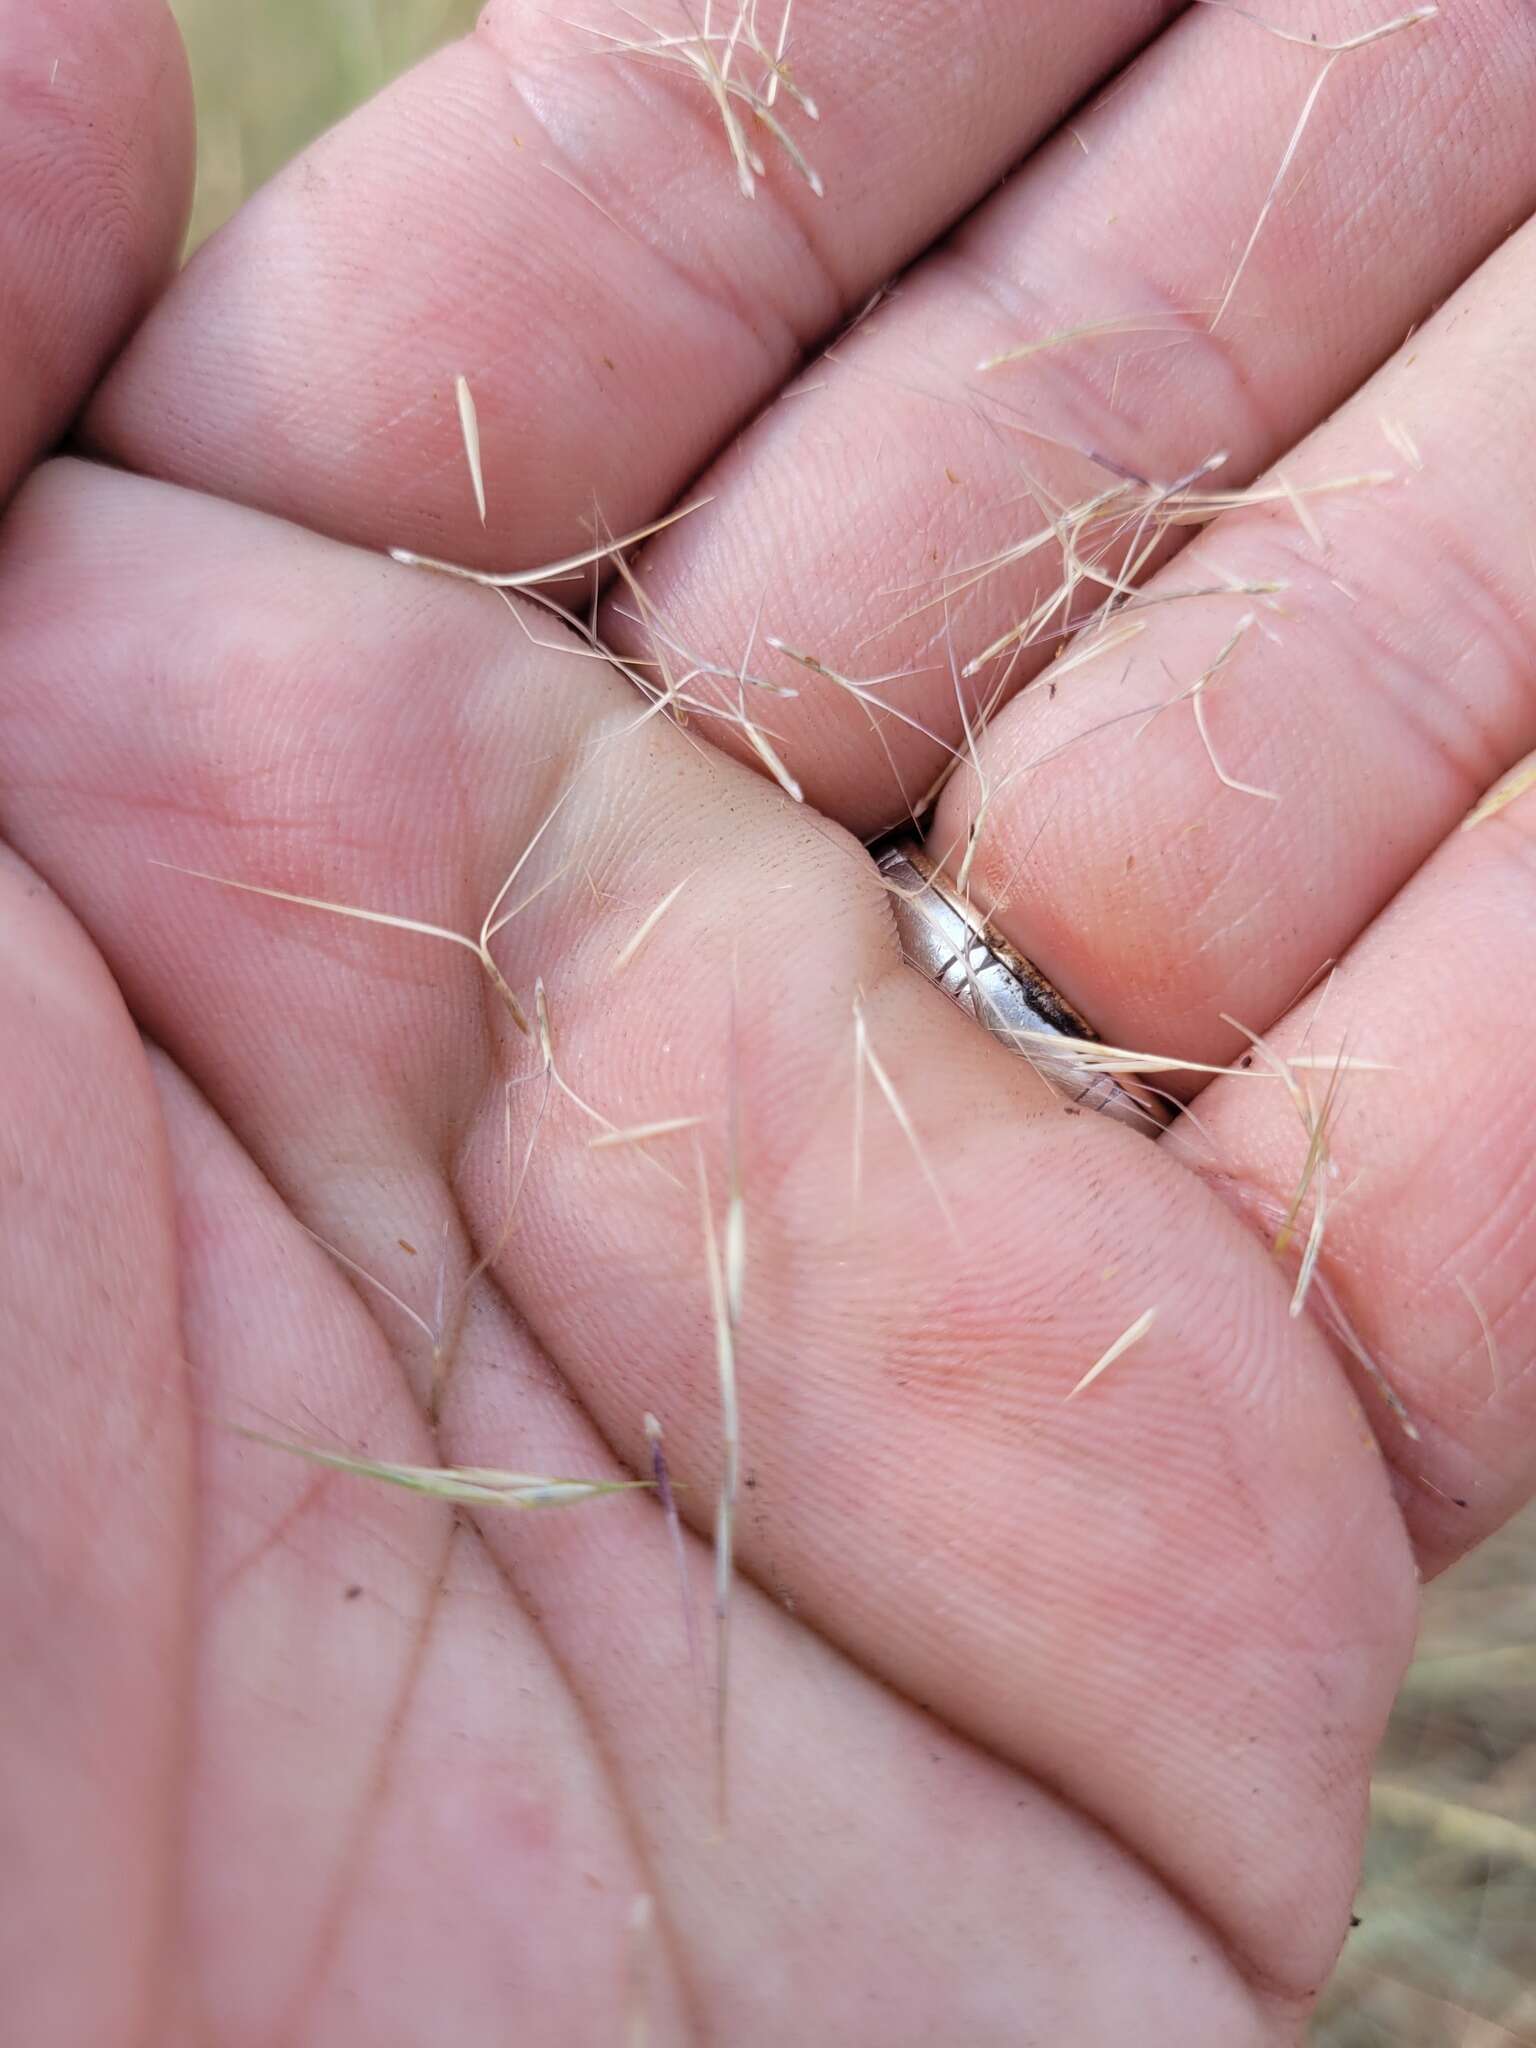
xmin=165 ymin=4 xmax=1536 ymax=2040
xmin=171 ymin=0 xmax=481 ymax=247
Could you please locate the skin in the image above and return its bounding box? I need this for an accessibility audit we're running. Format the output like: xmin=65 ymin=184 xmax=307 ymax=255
xmin=1 ymin=1 xmax=1534 ymax=2040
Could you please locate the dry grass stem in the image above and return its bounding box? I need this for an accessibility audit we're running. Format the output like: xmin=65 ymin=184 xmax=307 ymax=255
xmin=1456 ymin=1276 xmax=1501 ymax=1392
xmin=740 ymin=715 xmax=803 ymax=802
xmin=582 ymin=0 xmax=821 ymax=200
xmin=766 ymin=639 xmax=956 ymax=760
xmin=768 ymin=631 xmax=957 ymax=819
xmin=902 ymin=618 xmax=1031 ymax=823
xmin=1286 ymin=1076 xmax=1338 ymax=1317
xmin=1171 ymin=613 xmax=1280 ymax=802
xmin=1222 ymin=1013 xmax=1349 ymax=1317
xmin=951 ymin=463 xmax=1223 ymax=679
xmin=1001 ymin=1022 xmax=1384 ymax=1083
xmin=1066 ymin=1306 xmax=1158 ymax=1403
xmin=618 ymin=602 xmax=796 ymax=701
xmin=977 ymin=311 xmax=1198 ymax=374
xmin=534 ymin=979 xmax=639 ymax=1155
xmin=482 ymin=789 xmax=584 ymax=950
xmin=236 ymin=1429 xmax=650 ymax=1508
xmin=1039 ymin=618 xmax=1147 ymax=686
xmin=590 ymin=1116 xmax=707 ymax=1149
xmin=605 ymin=547 xmax=795 ymax=702
xmin=540 ymin=160 xmax=635 ymax=241
xmin=695 ymin=1145 xmax=740 ymax=1829
xmin=150 ymin=860 xmax=535 ymax=1036
xmin=1153 ymin=470 xmax=1393 ymax=525
xmin=945 ymin=609 xmax=1023 ymax=901
xmin=1196 ymin=2 xmax=1439 ymax=329
xmin=301 ymin=1223 xmax=440 ymax=1349
xmin=728 ymin=596 xmax=804 ymax=804
xmin=607 ymin=570 xmax=807 ymax=801
xmin=950 ymin=462 xmax=1388 ymax=681
xmin=644 ymin=1412 xmax=705 ymax=1712
xmin=454 ymin=373 xmax=487 ymax=526
xmin=1177 ymin=1064 xmax=1418 ymax=1439
xmin=917 ymin=670 xmax=1171 ymax=853
xmin=1220 ymin=1006 xmax=1418 ymax=1436
xmin=390 ymin=497 xmax=709 ymax=591
xmin=164 ymin=755 xmax=606 ymax=1052
xmin=1462 ymin=755 xmax=1536 ymax=831
xmin=1310 ymin=1263 xmax=1421 ymax=1440
xmin=852 ymin=993 xmax=960 ymax=1243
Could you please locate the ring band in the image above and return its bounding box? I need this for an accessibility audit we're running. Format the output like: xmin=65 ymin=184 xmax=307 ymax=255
xmin=874 ymin=837 xmax=1164 ymax=1132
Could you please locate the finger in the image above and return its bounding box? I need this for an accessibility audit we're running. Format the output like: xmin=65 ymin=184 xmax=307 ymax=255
xmin=0 ymin=850 xmax=191 ymax=2038
xmin=85 ymin=0 xmax=1183 ymax=568
xmin=0 ymin=457 xmax=1417 ymax=2003
xmin=925 ymin=208 xmax=1536 ymax=1075
xmin=603 ymin=0 xmax=1536 ymax=828
xmin=0 ymin=0 xmax=192 ymax=500
xmin=1184 ymin=752 xmax=1536 ymax=1578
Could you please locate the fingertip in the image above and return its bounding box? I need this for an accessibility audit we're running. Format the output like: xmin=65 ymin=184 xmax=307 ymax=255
xmin=0 ymin=0 xmax=194 ymax=499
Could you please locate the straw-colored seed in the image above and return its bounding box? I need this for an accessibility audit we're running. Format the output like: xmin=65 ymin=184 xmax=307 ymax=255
xmin=236 ymin=1429 xmax=651 ymax=1509
xmin=1461 ymin=754 xmax=1536 ymax=831
xmin=1195 ymin=2 xmax=1439 ymax=328
xmin=455 ymin=373 xmax=487 ymax=525
xmin=1065 ymin=1307 xmax=1158 ymax=1403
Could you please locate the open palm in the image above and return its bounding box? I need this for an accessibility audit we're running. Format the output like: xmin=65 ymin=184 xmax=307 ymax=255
xmin=5 ymin=1 xmax=1536 ymax=2041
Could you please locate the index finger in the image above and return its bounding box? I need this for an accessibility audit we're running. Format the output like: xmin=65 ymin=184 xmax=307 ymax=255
xmin=85 ymin=0 xmax=1182 ymax=566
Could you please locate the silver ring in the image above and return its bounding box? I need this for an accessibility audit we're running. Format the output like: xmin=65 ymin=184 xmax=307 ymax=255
xmin=874 ymin=837 xmax=1164 ymax=1133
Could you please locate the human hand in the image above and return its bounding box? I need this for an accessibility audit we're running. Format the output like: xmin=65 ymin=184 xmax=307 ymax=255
xmin=4 ymin=2 xmax=1536 ymax=2041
